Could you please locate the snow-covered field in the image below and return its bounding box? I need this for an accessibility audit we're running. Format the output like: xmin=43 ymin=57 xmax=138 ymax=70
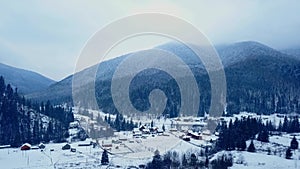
xmin=0 ymin=132 xmax=199 ymax=169
xmin=230 ymin=151 xmax=300 ymax=169
xmin=0 ymin=140 xmax=103 ymax=169
xmin=2 ymin=109 xmax=300 ymax=169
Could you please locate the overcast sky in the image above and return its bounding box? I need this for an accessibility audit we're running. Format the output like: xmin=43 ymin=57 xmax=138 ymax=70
xmin=0 ymin=0 xmax=299 ymax=81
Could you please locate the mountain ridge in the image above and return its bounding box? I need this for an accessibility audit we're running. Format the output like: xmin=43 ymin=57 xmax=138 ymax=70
xmin=0 ymin=63 xmax=55 ymax=94
xmin=26 ymin=41 xmax=300 ymax=116
xmin=281 ymin=48 xmax=300 ymax=60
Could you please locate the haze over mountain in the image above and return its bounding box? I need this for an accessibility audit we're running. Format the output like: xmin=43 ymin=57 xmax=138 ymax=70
xmin=281 ymin=48 xmax=300 ymax=60
xmin=0 ymin=63 xmax=55 ymax=94
xmin=26 ymin=41 xmax=300 ymax=117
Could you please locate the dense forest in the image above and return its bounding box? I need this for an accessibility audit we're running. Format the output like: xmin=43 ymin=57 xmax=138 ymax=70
xmin=26 ymin=41 xmax=300 ymax=118
xmin=75 ymin=44 xmax=300 ymax=118
xmin=0 ymin=76 xmax=74 ymax=147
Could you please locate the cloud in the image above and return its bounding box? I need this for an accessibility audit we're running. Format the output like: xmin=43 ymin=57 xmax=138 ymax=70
xmin=0 ymin=0 xmax=299 ymax=80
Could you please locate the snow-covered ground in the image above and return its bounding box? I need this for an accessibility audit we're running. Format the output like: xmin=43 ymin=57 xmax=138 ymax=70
xmin=0 ymin=132 xmax=199 ymax=169
xmin=230 ymin=151 xmax=300 ymax=169
xmin=2 ymin=109 xmax=300 ymax=169
xmin=212 ymin=134 xmax=300 ymax=169
xmin=0 ymin=139 xmax=104 ymax=169
xmin=109 ymin=133 xmax=198 ymax=167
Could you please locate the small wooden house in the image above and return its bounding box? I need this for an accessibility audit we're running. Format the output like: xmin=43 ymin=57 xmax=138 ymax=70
xmin=21 ymin=143 xmax=31 ymax=151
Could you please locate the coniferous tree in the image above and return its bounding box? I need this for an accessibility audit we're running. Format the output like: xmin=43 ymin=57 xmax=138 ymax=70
xmin=236 ymin=139 xmax=247 ymax=151
xmin=11 ymin=130 xmax=21 ymax=147
xmin=190 ymin=153 xmax=198 ymax=167
xmin=290 ymin=136 xmax=299 ymax=150
xmin=40 ymin=102 xmax=45 ymax=114
xmin=101 ymin=149 xmax=109 ymax=165
xmin=151 ymin=150 xmax=162 ymax=169
xmin=182 ymin=154 xmax=188 ymax=167
xmin=283 ymin=116 xmax=289 ymax=132
xmin=290 ymin=118 xmax=300 ymax=133
xmin=247 ymin=140 xmax=256 ymax=152
xmin=121 ymin=119 xmax=126 ymax=131
xmin=129 ymin=119 xmax=135 ymax=130
xmin=171 ymin=151 xmax=180 ymax=168
xmin=0 ymin=76 xmax=5 ymax=96
xmin=114 ymin=113 xmax=121 ymax=131
xmin=216 ymin=121 xmax=229 ymax=150
xmin=107 ymin=115 xmax=111 ymax=125
xmin=257 ymin=130 xmax=269 ymax=142
xmin=205 ymin=155 xmax=209 ymax=168
xmin=32 ymin=120 xmax=40 ymax=144
xmin=163 ymin=152 xmax=172 ymax=168
xmin=278 ymin=120 xmax=283 ymax=132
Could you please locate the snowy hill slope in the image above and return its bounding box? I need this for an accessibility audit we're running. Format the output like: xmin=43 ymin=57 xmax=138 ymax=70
xmin=0 ymin=63 xmax=55 ymax=94
xmin=26 ymin=41 xmax=300 ymax=116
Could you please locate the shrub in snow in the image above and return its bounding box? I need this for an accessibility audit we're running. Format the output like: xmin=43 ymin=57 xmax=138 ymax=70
xmin=236 ymin=154 xmax=245 ymax=164
xmin=285 ymin=147 xmax=293 ymax=159
xmin=267 ymin=147 xmax=271 ymax=155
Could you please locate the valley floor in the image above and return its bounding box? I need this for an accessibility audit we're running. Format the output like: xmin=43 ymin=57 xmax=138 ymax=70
xmin=1 ymin=111 xmax=300 ymax=169
xmin=1 ymin=133 xmax=300 ymax=169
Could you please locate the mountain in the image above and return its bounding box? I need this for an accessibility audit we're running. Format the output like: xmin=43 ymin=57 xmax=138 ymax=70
xmin=223 ymin=43 xmax=300 ymax=114
xmin=0 ymin=63 xmax=55 ymax=94
xmin=26 ymin=55 xmax=126 ymax=104
xmin=280 ymin=48 xmax=300 ymax=60
xmin=217 ymin=41 xmax=285 ymax=66
xmin=26 ymin=41 xmax=300 ymax=116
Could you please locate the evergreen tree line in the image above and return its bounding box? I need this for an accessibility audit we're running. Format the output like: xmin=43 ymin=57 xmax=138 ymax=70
xmin=37 ymin=100 xmax=74 ymax=126
xmin=146 ymin=149 xmax=233 ymax=169
xmin=278 ymin=116 xmax=300 ymax=133
xmin=216 ymin=116 xmax=300 ymax=161
xmin=0 ymin=76 xmax=74 ymax=147
xmin=216 ymin=116 xmax=300 ymax=151
xmin=104 ymin=113 xmax=137 ymax=132
xmin=216 ymin=117 xmax=263 ymax=151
